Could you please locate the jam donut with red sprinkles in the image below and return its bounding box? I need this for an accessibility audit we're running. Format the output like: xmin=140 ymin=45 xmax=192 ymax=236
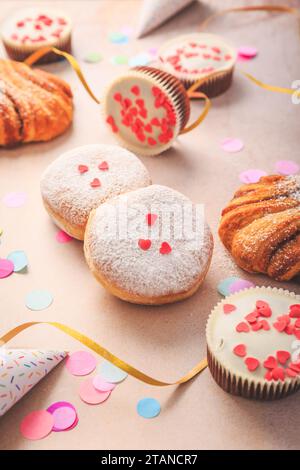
xmin=40 ymin=144 xmax=151 ymax=240
xmin=1 ymin=8 xmax=72 ymax=63
xmin=158 ymin=33 xmax=237 ymax=98
xmin=206 ymin=286 xmax=300 ymax=400
xmin=102 ymin=66 xmax=190 ymax=156
xmin=84 ymin=185 xmax=213 ymax=304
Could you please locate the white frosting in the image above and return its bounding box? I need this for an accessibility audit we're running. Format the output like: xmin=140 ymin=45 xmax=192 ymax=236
xmin=40 ymin=144 xmax=151 ymax=228
xmin=1 ymin=8 xmax=71 ymax=49
xmin=159 ymin=33 xmax=236 ymax=81
xmin=103 ymin=69 xmax=182 ymax=156
xmin=85 ymin=184 xmax=213 ymax=298
xmin=206 ymin=287 xmax=300 ymax=385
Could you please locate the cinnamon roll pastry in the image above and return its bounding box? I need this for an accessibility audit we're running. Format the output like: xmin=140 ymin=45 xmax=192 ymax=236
xmin=0 ymin=59 xmax=73 ymax=146
xmin=219 ymin=175 xmax=300 ymax=281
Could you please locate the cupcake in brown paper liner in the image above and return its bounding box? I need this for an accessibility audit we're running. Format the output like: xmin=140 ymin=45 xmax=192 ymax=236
xmin=1 ymin=8 xmax=72 ymax=64
xmin=102 ymin=66 xmax=190 ymax=156
xmin=158 ymin=33 xmax=237 ymax=98
xmin=206 ymin=286 xmax=300 ymax=400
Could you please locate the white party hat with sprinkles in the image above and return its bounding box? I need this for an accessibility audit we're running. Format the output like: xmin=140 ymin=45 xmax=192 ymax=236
xmin=136 ymin=0 xmax=195 ymax=38
xmin=0 ymin=348 xmax=67 ymax=416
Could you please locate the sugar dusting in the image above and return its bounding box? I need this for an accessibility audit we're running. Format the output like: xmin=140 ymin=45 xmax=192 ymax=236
xmin=40 ymin=144 xmax=151 ymax=227
xmin=86 ymin=184 xmax=213 ymax=298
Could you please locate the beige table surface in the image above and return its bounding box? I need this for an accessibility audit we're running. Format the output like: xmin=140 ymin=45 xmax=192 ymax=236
xmin=0 ymin=0 xmax=299 ymax=451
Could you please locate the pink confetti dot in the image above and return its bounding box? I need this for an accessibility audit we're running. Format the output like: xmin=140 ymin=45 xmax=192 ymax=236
xmin=0 ymin=258 xmax=14 ymax=278
xmin=93 ymin=375 xmax=116 ymax=392
xmin=20 ymin=410 xmax=54 ymax=440
xmin=52 ymin=406 xmax=77 ymax=432
xmin=79 ymin=378 xmax=111 ymax=405
xmin=274 ymin=160 xmax=299 ymax=176
xmin=47 ymin=401 xmax=78 ymax=431
xmin=229 ymin=279 xmax=255 ymax=294
xmin=2 ymin=191 xmax=27 ymax=208
xmin=239 ymin=169 xmax=267 ymax=184
xmin=221 ymin=138 xmax=244 ymax=153
xmin=66 ymin=350 xmax=97 ymax=376
xmin=238 ymin=46 xmax=258 ymax=58
xmin=56 ymin=229 xmax=73 ymax=243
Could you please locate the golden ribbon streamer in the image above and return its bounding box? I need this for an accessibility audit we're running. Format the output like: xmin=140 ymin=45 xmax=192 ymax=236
xmin=180 ymin=90 xmax=211 ymax=134
xmin=25 ymin=46 xmax=101 ymax=104
xmin=24 ymin=46 xmax=210 ymax=135
xmin=0 ymin=322 xmax=208 ymax=387
xmin=199 ymin=4 xmax=300 ymax=30
xmin=186 ymin=68 xmax=300 ymax=100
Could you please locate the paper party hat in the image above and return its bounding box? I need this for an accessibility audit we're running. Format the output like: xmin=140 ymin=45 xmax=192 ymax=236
xmin=136 ymin=0 xmax=195 ymax=38
xmin=0 ymin=348 xmax=67 ymax=416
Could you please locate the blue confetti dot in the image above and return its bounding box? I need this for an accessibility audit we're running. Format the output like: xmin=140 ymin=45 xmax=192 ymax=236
xmin=98 ymin=360 xmax=128 ymax=383
xmin=7 ymin=250 xmax=28 ymax=272
xmin=137 ymin=398 xmax=161 ymax=419
xmin=217 ymin=277 xmax=240 ymax=296
xmin=109 ymin=32 xmax=129 ymax=44
xmin=128 ymin=52 xmax=151 ymax=67
xmin=25 ymin=290 xmax=53 ymax=311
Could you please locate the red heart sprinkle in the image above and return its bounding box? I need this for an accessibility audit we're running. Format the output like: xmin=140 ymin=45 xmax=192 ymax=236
xmin=139 ymin=108 xmax=147 ymax=119
xmin=278 ymin=314 xmax=290 ymax=324
xmin=256 ymin=300 xmax=272 ymax=317
xmin=263 ymin=356 xmax=277 ymax=369
xmin=136 ymin=98 xmax=145 ymax=108
xmin=236 ymin=322 xmax=250 ymax=333
xmin=223 ymin=304 xmax=236 ymax=314
xmin=151 ymin=118 xmax=160 ymax=126
xmin=285 ymin=324 xmax=295 ymax=335
xmin=152 ymin=86 xmax=161 ymax=96
xmin=290 ymin=304 xmax=300 ymax=318
xmin=264 ymin=370 xmax=273 ymax=381
xmin=245 ymin=312 xmax=259 ymax=324
xmin=98 ymin=161 xmax=109 ymax=171
xmin=131 ymin=86 xmax=140 ymax=96
xmin=276 ymin=350 xmax=291 ymax=365
xmin=272 ymin=367 xmax=285 ymax=381
xmin=144 ymin=124 xmax=152 ymax=133
xmin=146 ymin=213 xmax=157 ymax=226
xmin=159 ymin=242 xmax=172 ymax=255
xmin=295 ymin=318 xmax=300 ymax=328
xmin=113 ymin=92 xmax=122 ymax=102
xmin=123 ymin=98 xmax=132 ymax=109
xmin=273 ymin=321 xmax=287 ymax=332
xmin=294 ymin=330 xmax=300 ymax=340
xmin=78 ymin=164 xmax=89 ymax=174
xmin=261 ymin=320 xmax=270 ymax=331
xmin=286 ymin=368 xmax=298 ymax=378
xmin=138 ymin=239 xmax=151 ymax=251
xmin=233 ymin=344 xmax=247 ymax=357
xmin=245 ymin=357 xmax=260 ymax=372
xmin=251 ymin=321 xmax=264 ymax=332
xmin=289 ymin=362 xmax=300 ymax=372
xmin=90 ymin=178 xmax=101 ymax=188
xmin=148 ymin=137 xmax=157 ymax=146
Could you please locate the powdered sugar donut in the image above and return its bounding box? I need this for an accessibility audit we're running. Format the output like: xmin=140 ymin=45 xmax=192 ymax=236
xmin=40 ymin=144 xmax=151 ymax=240
xmin=84 ymin=184 xmax=213 ymax=305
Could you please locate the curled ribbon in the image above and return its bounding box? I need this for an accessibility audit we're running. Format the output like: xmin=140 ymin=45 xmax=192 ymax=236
xmin=199 ymin=4 xmax=300 ymax=30
xmin=0 ymin=322 xmax=208 ymax=387
xmin=24 ymin=46 xmax=211 ymax=135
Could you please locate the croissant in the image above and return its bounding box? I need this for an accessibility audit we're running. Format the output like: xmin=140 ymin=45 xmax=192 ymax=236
xmin=0 ymin=59 xmax=73 ymax=146
xmin=219 ymin=175 xmax=300 ymax=281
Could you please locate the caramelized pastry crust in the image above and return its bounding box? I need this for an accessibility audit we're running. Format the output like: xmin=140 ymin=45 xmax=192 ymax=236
xmin=0 ymin=59 xmax=73 ymax=146
xmin=219 ymin=175 xmax=300 ymax=281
